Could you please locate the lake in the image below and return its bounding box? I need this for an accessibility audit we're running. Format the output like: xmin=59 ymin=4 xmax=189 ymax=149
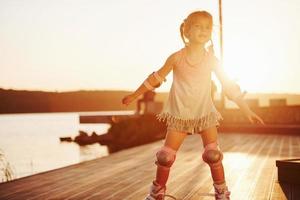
xmin=0 ymin=112 xmax=112 ymax=181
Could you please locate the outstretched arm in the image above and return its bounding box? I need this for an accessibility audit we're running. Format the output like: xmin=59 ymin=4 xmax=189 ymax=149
xmin=208 ymin=47 xmax=264 ymax=125
xmin=122 ymin=53 xmax=176 ymax=106
xmin=234 ymin=95 xmax=265 ymax=124
xmin=211 ymin=58 xmax=247 ymax=103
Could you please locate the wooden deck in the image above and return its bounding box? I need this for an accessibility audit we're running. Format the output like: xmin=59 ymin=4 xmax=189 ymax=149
xmin=0 ymin=132 xmax=299 ymax=200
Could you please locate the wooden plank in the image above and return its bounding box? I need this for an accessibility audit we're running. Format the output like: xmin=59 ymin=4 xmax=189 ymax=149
xmin=270 ymin=181 xmax=289 ymax=200
xmin=0 ymin=143 xmax=158 ymax=199
xmin=191 ymin=134 xmax=271 ymax=200
xmin=129 ymin=133 xmax=238 ymax=200
xmin=175 ymin=134 xmax=250 ymax=200
xmin=25 ymin=144 xmax=160 ymax=200
xmin=0 ymin=133 xmax=298 ymax=200
xmin=245 ymin=135 xmax=281 ymax=200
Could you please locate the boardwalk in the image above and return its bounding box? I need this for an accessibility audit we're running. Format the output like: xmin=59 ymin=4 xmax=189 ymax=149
xmin=0 ymin=132 xmax=299 ymax=200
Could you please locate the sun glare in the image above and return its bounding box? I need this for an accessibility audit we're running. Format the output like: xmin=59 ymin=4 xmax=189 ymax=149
xmin=220 ymin=31 xmax=277 ymax=93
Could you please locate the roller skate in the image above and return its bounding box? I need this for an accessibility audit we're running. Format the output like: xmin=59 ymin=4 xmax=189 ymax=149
xmin=144 ymin=181 xmax=177 ymax=200
xmin=213 ymin=183 xmax=231 ymax=200
xmin=145 ymin=181 xmax=166 ymax=200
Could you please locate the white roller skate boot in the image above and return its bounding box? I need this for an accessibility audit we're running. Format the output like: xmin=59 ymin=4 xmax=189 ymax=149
xmin=145 ymin=181 xmax=166 ymax=200
xmin=213 ymin=183 xmax=231 ymax=200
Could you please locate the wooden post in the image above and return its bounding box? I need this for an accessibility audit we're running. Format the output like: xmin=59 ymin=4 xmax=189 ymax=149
xmin=219 ymin=0 xmax=226 ymax=110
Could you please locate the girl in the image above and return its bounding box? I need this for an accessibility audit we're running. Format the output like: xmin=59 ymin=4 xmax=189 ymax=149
xmin=122 ymin=10 xmax=264 ymax=200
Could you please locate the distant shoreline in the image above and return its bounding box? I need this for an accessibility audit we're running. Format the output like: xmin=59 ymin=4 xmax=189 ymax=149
xmin=0 ymin=88 xmax=300 ymax=114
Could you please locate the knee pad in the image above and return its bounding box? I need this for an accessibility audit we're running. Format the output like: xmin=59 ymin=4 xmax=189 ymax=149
xmin=202 ymin=142 xmax=223 ymax=164
xmin=155 ymin=146 xmax=177 ymax=168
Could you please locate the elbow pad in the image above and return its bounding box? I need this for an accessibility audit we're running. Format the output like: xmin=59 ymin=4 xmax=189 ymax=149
xmin=143 ymin=71 xmax=166 ymax=90
xmin=224 ymin=82 xmax=247 ymax=102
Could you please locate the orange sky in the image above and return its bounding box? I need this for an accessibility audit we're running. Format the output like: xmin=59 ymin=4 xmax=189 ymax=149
xmin=0 ymin=0 xmax=299 ymax=94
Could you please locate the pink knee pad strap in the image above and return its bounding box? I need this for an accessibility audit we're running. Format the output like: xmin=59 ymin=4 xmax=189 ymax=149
xmin=202 ymin=142 xmax=223 ymax=164
xmin=159 ymin=145 xmax=177 ymax=155
xmin=155 ymin=146 xmax=177 ymax=168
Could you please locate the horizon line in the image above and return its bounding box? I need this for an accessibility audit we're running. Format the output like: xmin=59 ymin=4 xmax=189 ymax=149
xmin=1 ymin=87 xmax=300 ymax=95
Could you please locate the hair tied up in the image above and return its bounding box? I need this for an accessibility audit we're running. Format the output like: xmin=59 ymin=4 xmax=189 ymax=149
xmin=180 ymin=21 xmax=187 ymax=46
xmin=179 ymin=11 xmax=213 ymax=46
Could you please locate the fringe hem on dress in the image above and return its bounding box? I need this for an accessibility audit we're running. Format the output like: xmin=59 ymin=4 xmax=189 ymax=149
xmin=156 ymin=111 xmax=224 ymax=134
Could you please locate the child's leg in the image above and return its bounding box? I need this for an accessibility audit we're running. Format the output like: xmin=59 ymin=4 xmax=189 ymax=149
xmin=199 ymin=126 xmax=230 ymax=199
xmin=199 ymin=126 xmax=225 ymax=184
xmin=154 ymin=129 xmax=187 ymax=187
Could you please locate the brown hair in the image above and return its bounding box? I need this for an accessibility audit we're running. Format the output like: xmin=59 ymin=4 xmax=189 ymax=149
xmin=180 ymin=11 xmax=213 ymax=46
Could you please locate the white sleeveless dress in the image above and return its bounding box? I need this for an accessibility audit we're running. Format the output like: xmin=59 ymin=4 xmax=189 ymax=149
xmin=156 ymin=47 xmax=224 ymax=134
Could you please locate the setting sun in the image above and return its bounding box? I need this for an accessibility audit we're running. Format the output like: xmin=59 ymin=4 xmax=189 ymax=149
xmin=1 ymin=1 xmax=300 ymax=199
xmin=0 ymin=0 xmax=299 ymax=94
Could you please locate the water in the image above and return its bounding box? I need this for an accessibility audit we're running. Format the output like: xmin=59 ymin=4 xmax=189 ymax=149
xmin=0 ymin=112 xmax=113 ymax=181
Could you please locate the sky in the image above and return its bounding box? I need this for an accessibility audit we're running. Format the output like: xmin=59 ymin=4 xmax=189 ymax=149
xmin=0 ymin=0 xmax=300 ymax=94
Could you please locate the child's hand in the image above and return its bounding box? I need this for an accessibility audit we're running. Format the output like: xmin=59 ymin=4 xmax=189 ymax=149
xmin=243 ymin=109 xmax=265 ymax=125
xmin=122 ymin=94 xmax=136 ymax=106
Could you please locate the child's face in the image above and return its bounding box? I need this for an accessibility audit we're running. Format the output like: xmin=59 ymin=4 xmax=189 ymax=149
xmin=186 ymin=17 xmax=212 ymax=45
